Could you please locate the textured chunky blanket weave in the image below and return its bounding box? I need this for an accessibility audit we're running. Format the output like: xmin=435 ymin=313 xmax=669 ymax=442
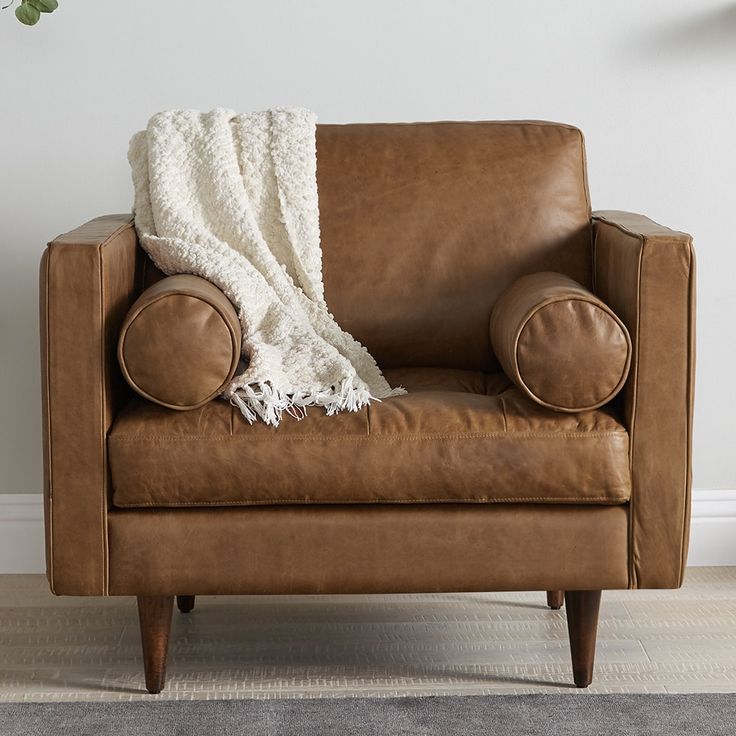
xmin=129 ymin=108 xmax=404 ymax=426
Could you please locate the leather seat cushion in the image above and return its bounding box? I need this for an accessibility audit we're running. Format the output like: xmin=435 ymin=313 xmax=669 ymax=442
xmin=109 ymin=367 xmax=631 ymax=508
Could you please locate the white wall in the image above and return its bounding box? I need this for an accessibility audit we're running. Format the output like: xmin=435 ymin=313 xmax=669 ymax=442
xmin=1 ymin=0 xmax=734 ymax=496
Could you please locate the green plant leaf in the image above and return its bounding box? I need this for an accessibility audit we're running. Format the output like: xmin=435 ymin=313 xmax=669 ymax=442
xmin=28 ymin=0 xmax=57 ymax=12
xmin=15 ymin=2 xmax=41 ymax=24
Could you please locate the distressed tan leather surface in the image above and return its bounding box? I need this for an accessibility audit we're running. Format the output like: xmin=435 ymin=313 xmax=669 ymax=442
xmin=108 ymin=504 xmax=629 ymax=595
xmin=41 ymin=215 xmax=139 ymax=595
xmin=118 ymin=275 xmax=241 ymax=410
xmin=490 ymin=272 xmax=631 ymax=411
xmin=316 ymin=121 xmax=592 ymax=370
xmin=593 ymin=211 xmax=695 ymax=589
xmin=108 ymin=367 xmax=631 ymax=507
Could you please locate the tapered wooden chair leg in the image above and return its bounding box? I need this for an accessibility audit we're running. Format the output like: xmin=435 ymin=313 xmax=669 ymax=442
xmin=177 ymin=595 xmax=195 ymax=613
xmin=137 ymin=595 xmax=174 ymax=694
xmin=546 ymin=590 xmax=564 ymax=610
xmin=565 ymin=590 xmax=602 ymax=688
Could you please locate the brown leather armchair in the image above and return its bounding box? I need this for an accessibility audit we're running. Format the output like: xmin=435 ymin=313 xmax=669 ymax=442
xmin=40 ymin=121 xmax=695 ymax=693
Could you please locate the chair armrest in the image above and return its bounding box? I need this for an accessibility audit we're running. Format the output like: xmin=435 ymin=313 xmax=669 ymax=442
xmin=593 ymin=210 xmax=695 ymax=588
xmin=40 ymin=215 xmax=141 ymax=595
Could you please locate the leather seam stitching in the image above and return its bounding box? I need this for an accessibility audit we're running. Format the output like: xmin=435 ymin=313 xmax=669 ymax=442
xmin=592 ymin=218 xmax=644 ymax=590
xmin=95 ymin=223 xmax=134 ymax=596
xmin=113 ymin=496 xmax=632 ymax=508
xmin=51 ymin=217 xmax=134 ymax=249
xmin=628 ymin=234 xmax=645 ymax=589
xmin=592 ymin=215 xmax=688 ymax=242
xmin=97 ymin=242 xmax=109 ymax=596
xmin=110 ymin=431 xmax=628 ymax=442
xmin=351 ymin=120 xmax=585 ymax=132
xmin=499 ymin=395 xmax=508 ymax=432
xmin=577 ymin=127 xmax=593 ymax=220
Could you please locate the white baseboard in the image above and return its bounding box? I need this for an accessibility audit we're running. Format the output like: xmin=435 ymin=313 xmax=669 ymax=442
xmin=0 ymin=494 xmax=45 ymax=574
xmin=688 ymin=490 xmax=736 ymax=566
xmin=1 ymin=491 xmax=735 ymax=573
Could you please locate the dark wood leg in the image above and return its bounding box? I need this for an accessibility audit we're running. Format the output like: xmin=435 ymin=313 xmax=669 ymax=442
xmin=137 ymin=595 xmax=174 ymax=694
xmin=564 ymin=590 xmax=602 ymax=688
xmin=176 ymin=595 xmax=195 ymax=614
xmin=546 ymin=590 xmax=564 ymax=610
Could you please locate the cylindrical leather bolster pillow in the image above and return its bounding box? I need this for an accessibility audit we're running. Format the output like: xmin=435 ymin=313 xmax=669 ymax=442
xmin=118 ymin=275 xmax=241 ymax=410
xmin=490 ymin=272 xmax=631 ymax=412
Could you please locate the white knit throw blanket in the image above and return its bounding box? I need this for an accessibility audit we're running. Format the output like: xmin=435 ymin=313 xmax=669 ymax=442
xmin=128 ymin=108 xmax=405 ymax=426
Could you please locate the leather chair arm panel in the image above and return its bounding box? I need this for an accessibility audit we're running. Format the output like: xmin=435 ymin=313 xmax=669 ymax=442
xmin=593 ymin=211 xmax=695 ymax=589
xmin=40 ymin=215 xmax=141 ymax=595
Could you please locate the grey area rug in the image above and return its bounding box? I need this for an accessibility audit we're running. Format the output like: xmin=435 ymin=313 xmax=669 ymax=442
xmin=1 ymin=694 xmax=734 ymax=736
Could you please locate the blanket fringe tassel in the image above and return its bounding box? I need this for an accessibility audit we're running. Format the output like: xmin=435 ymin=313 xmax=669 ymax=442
xmin=228 ymin=379 xmax=406 ymax=427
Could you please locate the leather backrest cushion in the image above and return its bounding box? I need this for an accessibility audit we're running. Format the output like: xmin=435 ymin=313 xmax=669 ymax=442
xmin=142 ymin=121 xmax=593 ymax=372
xmin=118 ymin=275 xmax=241 ymax=410
xmin=490 ymin=272 xmax=631 ymax=412
xmin=317 ymin=121 xmax=592 ymax=370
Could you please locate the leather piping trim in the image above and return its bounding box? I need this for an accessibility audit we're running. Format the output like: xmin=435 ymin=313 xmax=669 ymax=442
xmin=98 ymin=243 xmax=109 ymax=596
xmin=111 ymin=430 xmax=628 ymax=442
xmin=113 ymin=497 xmax=632 ymax=508
xmin=512 ymin=296 xmax=632 ymax=412
xmin=591 ymin=212 xmax=690 ymax=241
xmin=592 ymin=217 xmax=643 ymax=590
xmin=324 ymin=120 xmax=588 ymax=132
xmin=576 ymin=127 xmax=593 ymax=220
xmin=42 ymin=247 xmax=54 ymax=593
xmin=140 ymin=251 xmax=149 ymax=292
xmin=96 ymin=219 xmax=136 ymax=596
xmin=118 ymin=288 xmax=240 ymax=410
xmin=630 ymin=234 xmax=644 ymax=590
xmin=679 ymin=241 xmax=696 ymax=585
xmin=579 ymin=129 xmax=594 ymax=288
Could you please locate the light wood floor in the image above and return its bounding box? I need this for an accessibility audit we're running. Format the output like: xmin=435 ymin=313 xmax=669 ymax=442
xmin=1 ymin=568 xmax=736 ymax=701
